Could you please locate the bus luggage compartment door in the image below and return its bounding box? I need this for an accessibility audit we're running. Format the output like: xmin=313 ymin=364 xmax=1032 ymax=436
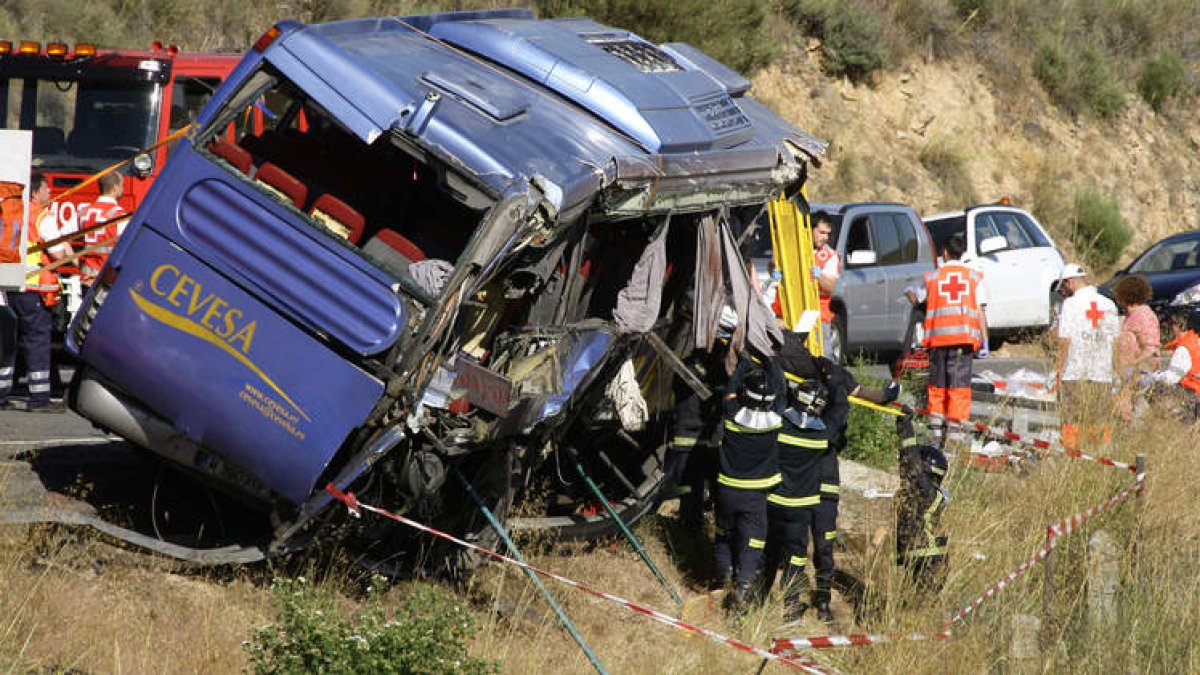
xmin=77 ymin=228 xmax=384 ymax=504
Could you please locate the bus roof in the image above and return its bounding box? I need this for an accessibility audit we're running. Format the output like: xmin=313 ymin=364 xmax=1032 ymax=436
xmin=264 ymin=11 xmax=825 ymax=215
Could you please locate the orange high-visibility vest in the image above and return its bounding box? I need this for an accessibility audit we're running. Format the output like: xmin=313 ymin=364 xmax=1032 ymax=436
xmin=25 ymin=208 xmax=60 ymax=308
xmin=922 ymin=262 xmax=983 ymax=350
xmin=78 ymin=196 xmax=127 ymax=275
xmin=0 ymin=181 xmax=24 ymax=263
xmin=814 ymin=245 xmax=839 ymax=323
xmin=1165 ymin=330 xmax=1200 ymax=396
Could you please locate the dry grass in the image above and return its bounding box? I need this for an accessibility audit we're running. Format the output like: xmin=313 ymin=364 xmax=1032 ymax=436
xmin=1 ymin=395 xmax=1198 ymax=674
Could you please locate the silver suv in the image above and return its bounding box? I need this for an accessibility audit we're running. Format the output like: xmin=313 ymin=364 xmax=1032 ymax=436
xmin=748 ymin=202 xmax=936 ymax=362
xmin=924 ymin=204 xmax=1065 ymax=337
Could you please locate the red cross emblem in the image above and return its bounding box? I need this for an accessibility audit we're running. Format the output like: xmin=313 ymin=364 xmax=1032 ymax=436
xmin=938 ymin=272 xmax=969 ymax=304
xmin=1085 ymin=301 xmax=1105 ymax=329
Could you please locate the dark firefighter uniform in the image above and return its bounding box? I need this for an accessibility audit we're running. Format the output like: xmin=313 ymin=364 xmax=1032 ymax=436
xmin=766 ymin=377 xmax=829 ymax=622
xmin=895 ymin=412 xmax=950 ymax=592
xmin=715 ymin=355 xmax=783 ymax=611
xmin=666 ymin=349 xmax=725 ymax=528
xmin=773 ymin=330 xmax=897 ymax=621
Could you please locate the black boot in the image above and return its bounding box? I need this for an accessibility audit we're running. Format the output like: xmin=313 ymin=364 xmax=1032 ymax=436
xmin=723 ymin=580 xmax=751 ymax=617
xmin=783 ymin=593 xmax=809 ymax=624
xmin=812 ymin=590 xmax=833 ymax=623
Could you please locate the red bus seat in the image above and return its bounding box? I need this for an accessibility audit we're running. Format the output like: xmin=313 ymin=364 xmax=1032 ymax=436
xmin=207 ymin=138 xmax=253 ymax=174
xmin=255 ymin=162 xmax=308 ymax=209
xmin=309 ymin=193 xmax=365 ymax=244
xmin=362 ymin=228 xmax=426 ymax=278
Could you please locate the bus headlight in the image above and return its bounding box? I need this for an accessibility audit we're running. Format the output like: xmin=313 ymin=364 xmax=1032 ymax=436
xmin=131 ymin=152 xmax=154 ymax=177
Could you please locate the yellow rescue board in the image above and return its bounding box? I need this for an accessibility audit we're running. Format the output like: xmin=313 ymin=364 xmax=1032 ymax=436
xmin=768 ymin=194 xmax=823 ymax=356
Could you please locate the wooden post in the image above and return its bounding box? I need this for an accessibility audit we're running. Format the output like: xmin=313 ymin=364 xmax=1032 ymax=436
xmin=1010 ymin=613 xmax=1042 ymax=673
xmin=1087 ymin=530 xmax=1119 ymax=629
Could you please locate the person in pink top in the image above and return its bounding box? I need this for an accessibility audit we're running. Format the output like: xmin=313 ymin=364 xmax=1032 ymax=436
xmin=1112 ymin=274 xmax=1160 ymax=420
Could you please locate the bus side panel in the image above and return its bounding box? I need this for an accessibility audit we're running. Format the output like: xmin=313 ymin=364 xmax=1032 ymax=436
xmin=80 ymin=228 xmax=384 ymax=504
xmin=173 ymin=178 xmax=404 ymax=355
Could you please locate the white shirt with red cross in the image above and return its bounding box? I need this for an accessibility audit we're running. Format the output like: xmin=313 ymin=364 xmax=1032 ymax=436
xmin=1058 ymin=285 xmax=1120 ymax=382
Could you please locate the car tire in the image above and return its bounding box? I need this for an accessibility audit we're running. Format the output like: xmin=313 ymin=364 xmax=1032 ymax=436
xmin=903 ymin=309 xmax=925 ymax=354
xmin=827 ymin=314 xmax=846 ymax=364
xmin=1048 ymin=286 xmax=1063 ymax=328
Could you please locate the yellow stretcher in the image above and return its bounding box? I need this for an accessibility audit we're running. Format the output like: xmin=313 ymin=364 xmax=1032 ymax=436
xmin=768 ymin=193 xmax=823 ymax=356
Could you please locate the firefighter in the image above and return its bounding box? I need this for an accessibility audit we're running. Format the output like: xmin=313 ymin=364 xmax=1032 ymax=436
xmin=905 ymin=233 xmax=986 ymax=446
xmin=771 ymin=329 xmax=898 ymax=622
xmin=0 ymin=173 xmax=64 ymax=412
xmin=715 ymin=354 xmax=784 ymax=614
xmin=895 ymin=409 xmax=950 ymax=592
xmin=78 ymin=172 xmax=129 ymax=283
xmin=766 ymin=374 xmax=829 ymax=623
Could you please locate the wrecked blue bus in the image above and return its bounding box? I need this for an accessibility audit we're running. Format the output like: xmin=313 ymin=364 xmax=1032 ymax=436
xmin=62 ymin=9 xmax=825 ymax=567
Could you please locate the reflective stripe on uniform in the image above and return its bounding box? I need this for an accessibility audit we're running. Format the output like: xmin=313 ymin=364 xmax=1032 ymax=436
xmin=28 ymin=383 xmax=51 ymax=393
xmin=820 ymin=483 xmax=839 ymax=494
xmin=788 ymin=555 xmax=808 ymax=568
xmin=717 ymin=472 xmax=782 ymax=490
xmin=672 ymin=436 xmax=698 ymax=447
xmin=724 ymin=419 xmax=780 ymax=434
xmin=925 ymin=305 xmax=980 ymax=320
xmin=927 ymin=325 xmax=984 ymax=341
xmin=824 ymin=530 xmax=837 ymax=541
xmin=676 ymin=485 xmax=692 ymax=495
xmin=901 ymin=437 xmax=917 ymax=448
xmin=767 ymin=493 xmax=819 ymax=508
xmin=778 ymin=434 xmax=828 ymax=450
xmin=748 ymin=538 xmax=766 ymax=549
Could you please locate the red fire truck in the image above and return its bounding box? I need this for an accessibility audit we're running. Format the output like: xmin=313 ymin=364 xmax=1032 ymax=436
xmin=0 ymin=39 xmax=240 ymax=234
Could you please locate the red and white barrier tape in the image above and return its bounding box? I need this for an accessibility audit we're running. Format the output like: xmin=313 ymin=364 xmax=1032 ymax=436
xmin=943 ymin=474 xmax=1144 ymax=628
xmin=771 ymin=630 xmax=949 ymax=653
xmin=772 ymin=474 xmax=1145 ymax=656
xmin=906 ymin=406 xmax=1138 ymax=473
xmin=323 ymin=485 xmax=831 ymax=674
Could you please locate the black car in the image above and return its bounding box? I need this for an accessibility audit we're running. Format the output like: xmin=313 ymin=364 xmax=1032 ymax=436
xmin=1103 ymin=229 xmax=1200 ymax=315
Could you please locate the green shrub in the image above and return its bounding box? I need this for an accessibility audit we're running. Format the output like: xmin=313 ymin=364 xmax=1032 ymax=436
xmin=1138 ymin=48 xmax=1187 ymax=112
xmin=918 ymin=137 xmax=977 ymax=208
xmin=245 ymin=577 xmax=496 ymax=675
xmin=536 ymin=0 xmax=776 ymax=75
xmin=843 ymin=400 xmax=897 ymax=470
xmin=1034 ymin=39 xmax=1126 ymax=118
xmin=1032 ymin=39 xmax=1071 ymax=101
xmin=1077 ymin=45 xmax=1126 ymax=118
xmin=1071 ymin=189 xmax=1131 ymax=269
xmin=782 ymin=0 xmax=889 ymax=83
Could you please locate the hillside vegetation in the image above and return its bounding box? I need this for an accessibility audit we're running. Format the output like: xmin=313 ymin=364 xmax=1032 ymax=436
xmin=6 ymin=0 xmax=1199 ymax=270
xmin=2 ymin=2 xmax=1199 ymax=673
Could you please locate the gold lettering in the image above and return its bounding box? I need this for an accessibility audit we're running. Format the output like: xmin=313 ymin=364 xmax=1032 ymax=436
xmin=222 ymin=308 xmax=242 ymax=339
xmin=201 ymin=297 xmax=228 ymax=332
xmin=188 ymin=287 xmax=217 ymax=318
xmin=229 ymin=320 xmax=257 ymax=353
xmin=149 ymin=264 xmax=180 ymax=296
xmin=166 ymin=275 xmax=192 ymax=308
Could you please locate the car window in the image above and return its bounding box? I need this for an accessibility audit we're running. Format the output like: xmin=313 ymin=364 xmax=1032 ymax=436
xmin=845 ymin=215 xmax=873 ymax=265
xmin=870 ymin=213 xmax=902 ymax=265
xmin=894 ymin=214 xmax=919 ymax=262
xmin=1016 ymin=213 xmax=1051 ymax=247
xmin=974 ymin=214 xmax=1003 ymax=253
xmin=992 ymin=213 xmax=1034 ymax=250
xmin=1129 ymin=237 xmax=1200 ymax=274
xmin=925 ymin=216 xmax=965 ymax=253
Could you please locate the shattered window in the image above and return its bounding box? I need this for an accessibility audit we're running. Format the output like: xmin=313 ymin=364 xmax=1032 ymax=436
xmin=194 ymin=64 xmax=488 ymax=287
